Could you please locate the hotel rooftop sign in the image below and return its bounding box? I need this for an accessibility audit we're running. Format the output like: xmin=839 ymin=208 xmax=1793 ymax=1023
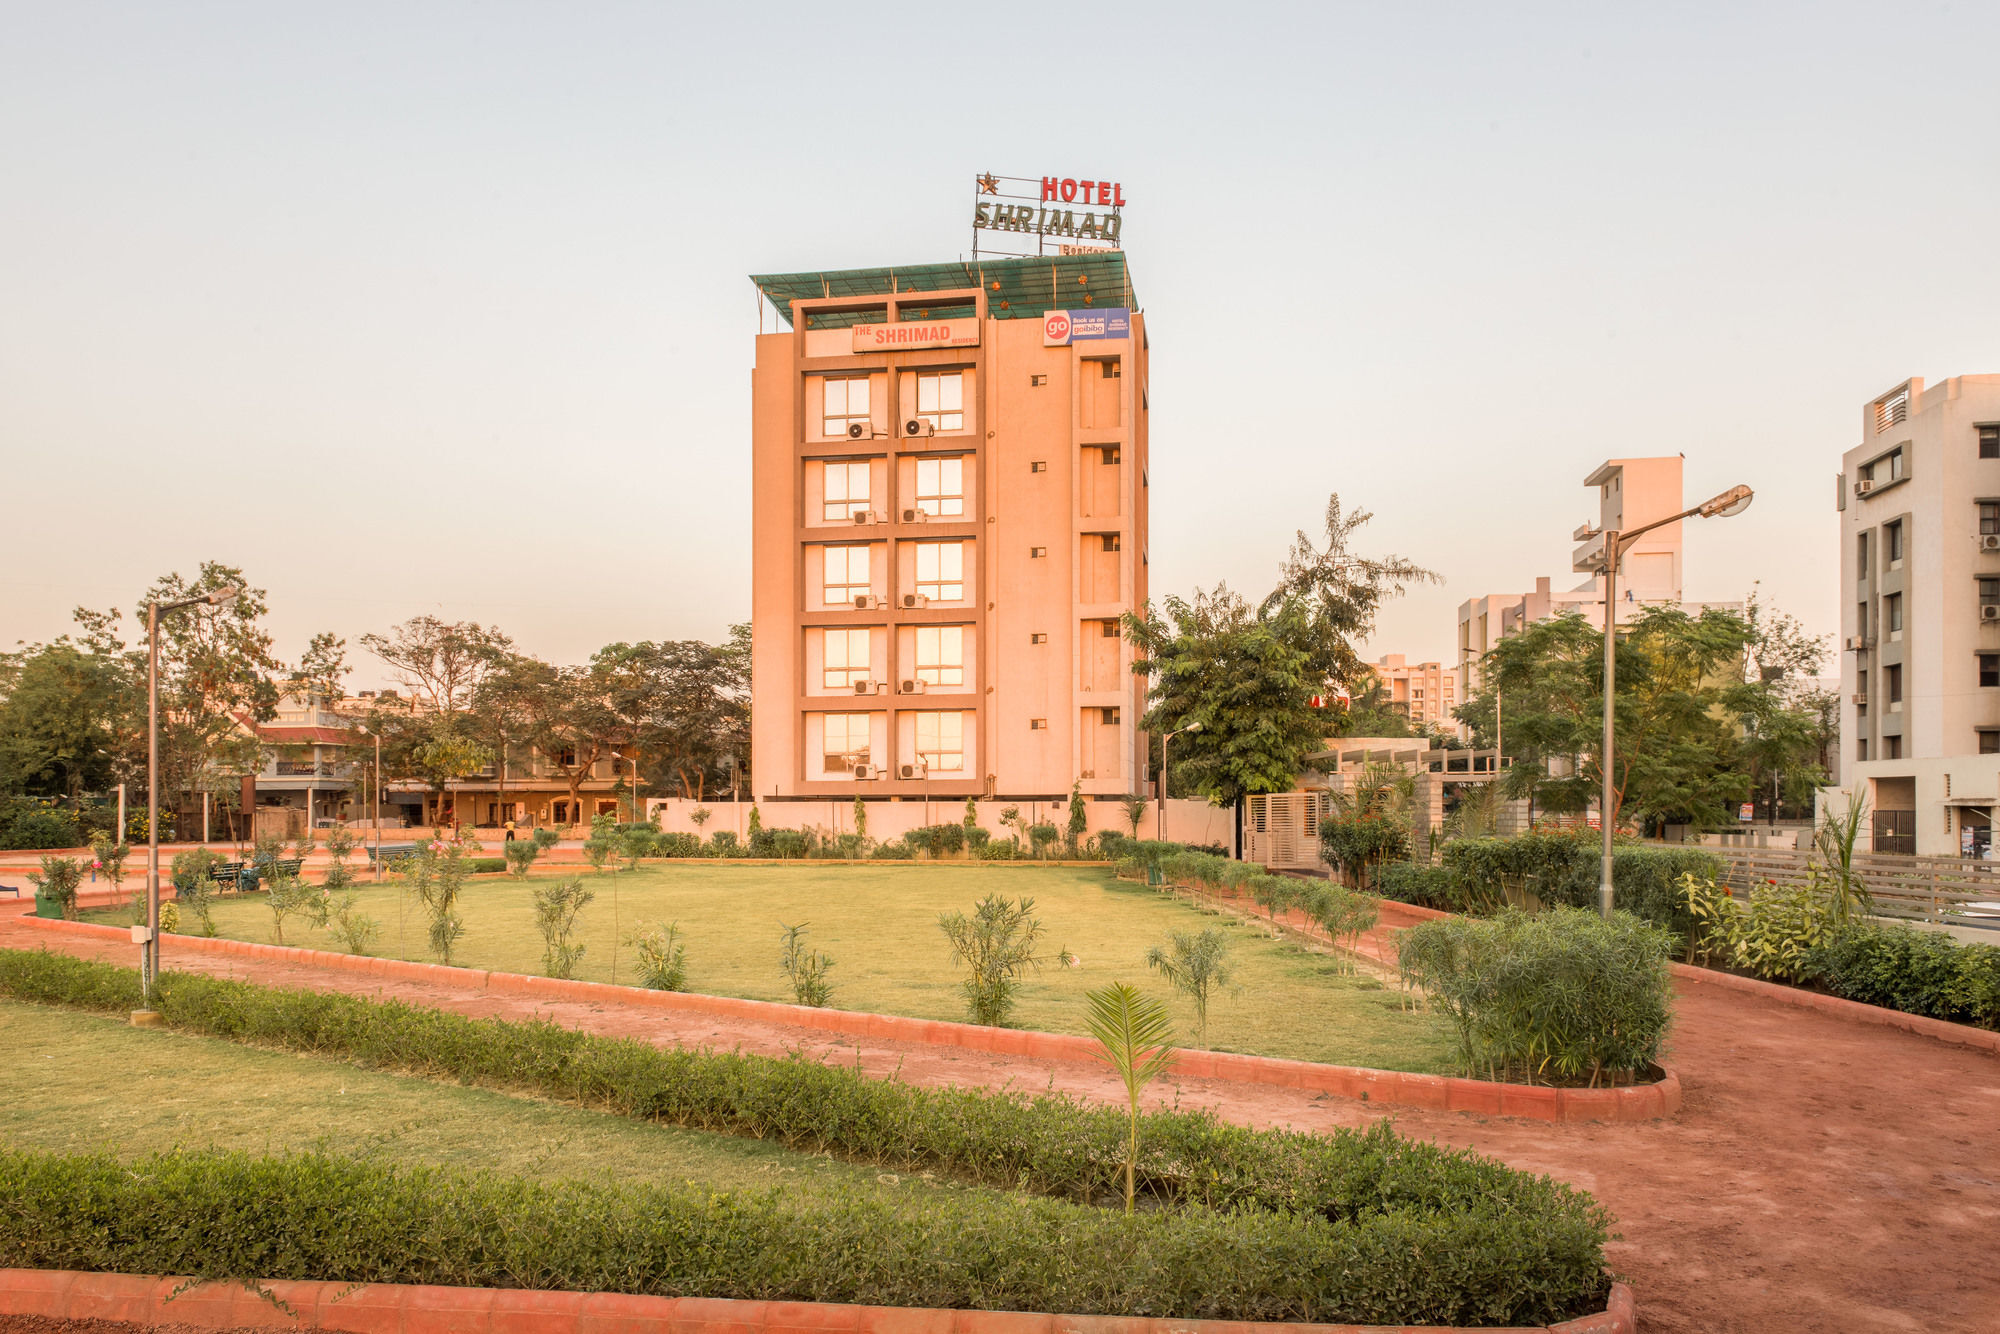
xmin=972 ymin=172 xmax=1124 ymax=260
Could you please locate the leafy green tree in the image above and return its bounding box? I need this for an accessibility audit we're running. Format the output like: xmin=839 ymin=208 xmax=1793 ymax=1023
xmin=938 ymin=894 xmax=1072 ymax=1026
xmin=1331 ymin=676 xmax=1415 ymax=739
xmin=1146 ymin=928 xmax=1233 ymax=1047
xmin=1259 ymin=493 xmax=1440 ymax=693
xmin=1123 ymin=587 xmax=1323 ymax=805
xmin=1083 ymin=982 xmax=1178 ymax=1214
xmin=1121 ymin=793 xmax=1148 ymax=838
xmin=0 ymin=643 xmax=132 ymax=799
xmin=408 ymin=716 xmax=493 ymax=831
xmin=359 ymin=616 xmax=512 ymax=714
xmin=1066 ymin=782 xmax=1087 ymax=855
xmin=533 ymin=876 xmax=595 ymax=978
xmin=593 ymin=627 xmax=749 ymax=803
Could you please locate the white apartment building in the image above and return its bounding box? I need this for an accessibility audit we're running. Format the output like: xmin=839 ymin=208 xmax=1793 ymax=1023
xmin=1365 ymin=654 xmax=1457 ymax=729
xmin=1831 ymin=375 xmax=2000 ymax=858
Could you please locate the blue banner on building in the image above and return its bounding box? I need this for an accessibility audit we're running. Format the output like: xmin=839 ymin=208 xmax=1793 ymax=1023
xmin=1042 ymin=307 xmax=1131 ymax=345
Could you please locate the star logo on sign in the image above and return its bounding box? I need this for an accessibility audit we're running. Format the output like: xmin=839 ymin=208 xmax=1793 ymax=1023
xmin=977 ymin=173 xmax=999 ymax=194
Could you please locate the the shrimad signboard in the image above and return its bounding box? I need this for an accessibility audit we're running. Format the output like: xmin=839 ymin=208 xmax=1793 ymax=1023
xmin=971 ymin=173 xmax=1125 ymax=260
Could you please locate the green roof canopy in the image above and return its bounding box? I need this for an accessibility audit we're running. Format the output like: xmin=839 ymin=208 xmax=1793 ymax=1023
xmin=751 ymin=252 xmax=1135 ymax=330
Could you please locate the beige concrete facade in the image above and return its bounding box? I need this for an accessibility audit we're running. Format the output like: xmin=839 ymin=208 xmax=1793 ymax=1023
xmin=1364 ymin=654 xmax=1457 ymax=729
xmin=1830 ymin=375 xmax=2000 ymax=857
xmin=1455 ymin=456 xmax=1742 ymax=713
xmin=749 ymin=260 xmax=1149 ymax=803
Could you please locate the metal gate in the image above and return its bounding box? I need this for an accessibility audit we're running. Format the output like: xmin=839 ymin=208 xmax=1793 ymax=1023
xmin=1245 ymin=791 xmax=1329 ymax=870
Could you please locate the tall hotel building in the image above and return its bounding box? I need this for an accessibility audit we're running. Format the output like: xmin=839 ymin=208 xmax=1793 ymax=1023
xmin=748 ymin=254 xmax=1149 ymax=802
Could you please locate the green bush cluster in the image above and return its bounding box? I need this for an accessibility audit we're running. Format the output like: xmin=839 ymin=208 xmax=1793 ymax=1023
xmin=0 ymin=949 xmax=1612 ymax=1325
xmin=1806 ymin=923 xmax=2000 ymax=1028
xmin=0 ymin=1143 xmax=1609 ymax=1327
xmin=1396 ymin=909 xmax=1673 ymax=1086
xmin=1438 ymin=832 xmax=1721 ymax=938
xmin=1374 ymin=862 xmax=1458 ymax=911
xmin=0 ymin=800 xmax=87 ymax=851
xmin=1317 ymin=815 xmax=1410 ymax=893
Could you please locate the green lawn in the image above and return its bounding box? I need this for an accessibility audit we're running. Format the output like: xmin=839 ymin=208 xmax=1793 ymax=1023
xmin=120 ymin=864 xmax=1454 ymax=1073
xmin=0 ymin=1000 xmax=995 ymax=1205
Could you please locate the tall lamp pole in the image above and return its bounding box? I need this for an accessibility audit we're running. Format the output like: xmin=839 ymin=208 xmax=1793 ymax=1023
xmin=138 ymin=583 xmax=238 ymax=1021
xmin=611 ymin=750 xmax=640 ymax=823
xmin=1157 ymin=722 xmax=1202 ymax=841
xmin=358 ymin=726 xmax=383 ymax=882
xmin=1583 ymin=484 xmax=1753 ymax=919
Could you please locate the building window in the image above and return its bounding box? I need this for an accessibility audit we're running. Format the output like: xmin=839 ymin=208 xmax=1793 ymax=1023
xmin=823 ymin=461 xmax=872 ymax=522
xmin=1100 ymin=359 xmax=1121 ymax=379
xmin=1885 ymin=735 xmax=1902 ymax=759
xmin=1101 ymin=533 xmax=1121 ymax=552
xmin=822 ymin=377 xmax=871 ymax=437
xmin=1857 ymin=531 xmax=1869 ymax=580
xmin=1982 ymin=425 xmax=2000 ymax=459
xmin=914 ymin=711 xmax=965 ymax=772
xmin=1102 ymin=446 xmax=1121 ymax=464
xmin=1030 ymin=632 xmax=1047 ymax=644
xmin=556 ymin=746 xmax=577 ymax=768
xmin=914 ymin=542 xmax=965 ymax=601
xmin=914 ymin=626 xmax=964 ymax=687
xmin=1101 ymin=620 xmax=1119 ymax=637
xmin=1886 ymin=593 xmax=1902 ymax=634
xmin=1874 ymin=389 xmax=1908 ymax=433
xmin=1885 ymin=663 xmax=1902 ymax=706
xmin=823 ymin=628 xmax=871 ymax=690
xmin=1885 ymin=520 xmax=1904 ymax=564
xmin=1029 ymin=545 xmax=1047 ymax=558
xmin=1980 ymin=730 xmax=2000 ymax=756
xmin=1982 ymin=578 xmax=2000 ymax=610
xmin=1857 ymin=602 xmax=1869 ymax=642
xmin=1983 ymin=654 xmax=2000 ymax=688
xmin=1030 ymin=461 xmax=1047 ymax=473
xmin=1856 ymin=738 xmax=1868 ymax=762
xmin=914 ymin=371 xmax=964 ymax=431
xmin=1029 ymin=718 xmax=1047 ymax=730
xmin=823 ymin=713 xmax=871 ymax=774
xmin=824 ymin=544 xmax=870 ymax=605
xmin=1030 ymin=374 xmax=1047 ymax=387
xmin=914 ymin=457 xmax=965 ymax=517
xmin=1101 ymin=707 xmax=1120 ymax=725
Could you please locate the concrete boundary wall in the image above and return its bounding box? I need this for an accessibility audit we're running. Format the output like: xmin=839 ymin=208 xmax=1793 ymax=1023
xmin=14 ymin=913 xmax=1678 ymax=1123
xmin=644 ymin=796 xmax=1236 ymax=851
xmin=0 ymin=1270 xmax=1639 ymax=1334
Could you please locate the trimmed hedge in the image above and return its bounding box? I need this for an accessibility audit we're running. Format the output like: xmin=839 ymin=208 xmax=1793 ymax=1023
xmin=1375 ymin=862 xmax=1458 ymax=911
xmin=1806 ymin=923 xmax=2000 ymax=1028
xmin=0 ymin=947 xmax=1611 ymax=1325
xmin=1438 ymin=833 xmax=1722 ymax=940
xmin=0 ymin=1146 xmax=1605 ymax=1325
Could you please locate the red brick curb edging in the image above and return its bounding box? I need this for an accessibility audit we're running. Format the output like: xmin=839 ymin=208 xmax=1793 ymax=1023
xmin=0 ymin=1270 xmax=1639 ymax=1334
xmin=9 ymin=911 xmax=1677 ymax=1123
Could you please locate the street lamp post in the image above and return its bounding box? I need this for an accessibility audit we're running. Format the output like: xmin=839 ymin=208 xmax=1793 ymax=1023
xmin=1157 ymin=722 xmax=1202 ymax=841
xmin=1583 ymin=484 xmax=1753 ymax=919
xmin=358 ymin=726 xmax=383 ymax=882
xmin=138 ymin=584 xmax=238 ymax=1021
xmin=611 ymin=750 xmax=641 ymax=824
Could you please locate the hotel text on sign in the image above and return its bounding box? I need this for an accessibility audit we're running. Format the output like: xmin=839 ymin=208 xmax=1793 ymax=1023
xmin=850 ymin=319 xmax=982 ymax=353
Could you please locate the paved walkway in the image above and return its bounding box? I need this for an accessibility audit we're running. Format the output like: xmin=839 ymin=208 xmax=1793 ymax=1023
xmin=3 ymin=900 xmax=1997 ymax=1333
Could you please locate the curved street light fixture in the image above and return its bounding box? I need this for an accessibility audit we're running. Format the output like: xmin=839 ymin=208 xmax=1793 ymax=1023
xmin=138 ymin=584 xmax=238 ymax=1020
xmin=1582 ymin=486 xmax=1753 ymax=918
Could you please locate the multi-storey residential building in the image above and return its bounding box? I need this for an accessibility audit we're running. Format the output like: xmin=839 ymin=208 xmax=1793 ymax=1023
xmin=1834 ymin=375 xmax=2000 ymax=857
xmin=1365 ymin=654 xmax=1457 ymax=729
xmin=748 ymin=254 xmax=1149 ymax=802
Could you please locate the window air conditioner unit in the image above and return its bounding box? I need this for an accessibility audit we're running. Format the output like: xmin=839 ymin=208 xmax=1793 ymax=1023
xmin=1854 ymin=479 xmax=1875 ymax=496
xmin=1852 ymin=693 xmax=1867 ymax=706
xmin=905 ymin=419 xmax=934 ymax=438
xmin=903 ymin=593 xmax=929 ymax=609
xmin=853 ymin=594 xmax=878 ymax=610
xmin=1983 ymin=534 xmax=2000 ymax=551
xmin=901 ymin=679 xmax=924 ymax=694
xmin=899 ymin=763 xmax=921 ymax=780
xmin=851 ymin=511 xmax=874 ymax=526
xmin=852 ymin=680 xmax=876 ymax=695
xmin=1080 ymin=769 xmax=1095 ymax=779
xmin=902 ymin=508 xmax=928 ymax=523
xmin=852 ymin=763 xmax=876 ymax=780
xmin=1984 ymin=605 xmax=2000 ymax=622
xmin=846 ymin=422 xmax=867 ymax=439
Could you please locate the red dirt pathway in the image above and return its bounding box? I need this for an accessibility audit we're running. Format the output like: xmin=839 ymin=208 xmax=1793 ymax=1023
xmin=3 ymin=901 xmax=1996 ymax=1333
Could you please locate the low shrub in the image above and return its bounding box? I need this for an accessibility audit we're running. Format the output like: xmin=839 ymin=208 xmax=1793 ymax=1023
xmin=0 ymin=949 xmax=1613 ymax=1327
xmin=27 ymin=856 xmax=84 ymax=920
xmin=1807 ymin=923 xmax=2000 ymax=1028
xmin=0 ymin=1142 xmax=1609 ymax=1327
xmin=504 ymin=840 xmax=542 ymax=878
xmin=0 ymin=804 xmax=83 ymax=851
xmin=1303 ymin=883 xmax=1379 ymax=969
xmin=654 ymin=831 xmax=701 ymax=858
xmin=629 ymin=922 xmax=688 ymax=991
xmin=779 ymin=921 xmax=835 ymax=1007
xmin=0 ymin=948 xmax=1612 ymax=1321
xmin=974 ymin=837 xmax=1020 ymax=861
xmin=469 ymin=857 xmax=507 ymax=874
xmin=1441 ymin=833 xmax=1722 ymax=938
xmin=706 ymin=831 xmax=742 ymax=857
xmin=1374 ymin=862 xmax=1457 ymax=911
xmin=1318 ymin=814 xmax=1408 ymax=892
xmin=1396 ymin=908 xmax=1672 ymax=1086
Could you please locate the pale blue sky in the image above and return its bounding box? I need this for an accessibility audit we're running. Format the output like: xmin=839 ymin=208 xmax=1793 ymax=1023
xmin=4 ymin=2 xmax=1996 ymax=684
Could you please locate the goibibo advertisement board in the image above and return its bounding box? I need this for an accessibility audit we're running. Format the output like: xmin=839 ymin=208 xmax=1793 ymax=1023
xmin=1043 ymin=308 xmax=1131 ymax=346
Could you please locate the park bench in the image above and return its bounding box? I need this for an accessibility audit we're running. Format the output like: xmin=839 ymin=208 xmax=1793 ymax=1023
xmin=362 ymin=842 xmax=419 ymax=867
xmin=210 ymin=857 xmax=304 ymax=893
